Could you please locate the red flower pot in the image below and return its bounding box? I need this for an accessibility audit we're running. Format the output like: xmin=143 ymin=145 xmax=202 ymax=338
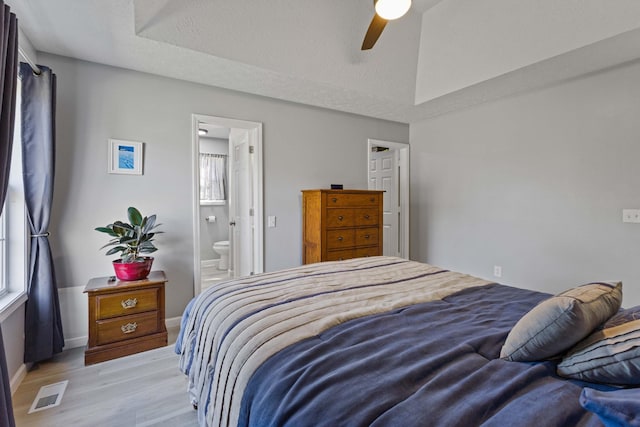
xmin=112 ymin=257 xmax=154 ymax=281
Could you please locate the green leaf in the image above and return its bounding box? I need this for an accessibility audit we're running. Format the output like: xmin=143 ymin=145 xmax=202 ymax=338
xmin=128 ymin=207 xmax=143 ymax=226
xmin=95 ymin=226 xmax=118 ymax=237
xmin=105 ymin=246 xmax=126 ymax=256
xmin=143 ymin=215 xmax=156 ymax=234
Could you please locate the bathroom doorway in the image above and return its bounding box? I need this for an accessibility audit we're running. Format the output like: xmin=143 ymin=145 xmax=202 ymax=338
xmin=192 ymin=114 xmax=264 ymax=295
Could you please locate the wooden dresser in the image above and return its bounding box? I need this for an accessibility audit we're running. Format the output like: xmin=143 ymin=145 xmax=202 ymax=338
xmin=83 ymin=271 xmax=168 ymax=365
xmin=302 ymin=189 xmax=384 ymax=264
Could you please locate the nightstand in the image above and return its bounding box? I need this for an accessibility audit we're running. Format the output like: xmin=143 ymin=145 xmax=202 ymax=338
xmin=83 ymin=271 xmax=168 ymax=365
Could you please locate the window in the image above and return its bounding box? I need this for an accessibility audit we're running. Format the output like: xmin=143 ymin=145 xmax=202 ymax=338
xmin=0 ymin=76 xmax=27 ymax=319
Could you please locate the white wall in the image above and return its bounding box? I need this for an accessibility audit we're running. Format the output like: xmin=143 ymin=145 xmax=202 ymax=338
xmin=410 ymin=59 xmax=640 ymax=307
xmin=44 ymin=53 xmax=409 ymax=320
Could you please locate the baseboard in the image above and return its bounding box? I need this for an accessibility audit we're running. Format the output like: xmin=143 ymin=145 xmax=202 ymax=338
xmin=165 ymin=316 xmax=182 ymax=329
xmin=10 ymin=363 xmax=27 ymax=395
xmin=65 ymin=335 xmax=88 ymax=349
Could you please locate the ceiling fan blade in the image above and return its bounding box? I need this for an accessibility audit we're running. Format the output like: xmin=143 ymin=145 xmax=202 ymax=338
xmin=361 ymin=14 xmax=388 ymax=50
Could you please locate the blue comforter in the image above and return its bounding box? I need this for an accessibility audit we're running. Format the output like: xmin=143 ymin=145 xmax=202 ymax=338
xmin=238 ymin=284 xmax=611 ymax=426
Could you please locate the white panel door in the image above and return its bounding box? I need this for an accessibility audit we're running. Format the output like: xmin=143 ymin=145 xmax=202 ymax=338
xmin=229 ymin=128 xmax=253 ymax=277
xmin=369 ymin=148 xmax=400 ymax=257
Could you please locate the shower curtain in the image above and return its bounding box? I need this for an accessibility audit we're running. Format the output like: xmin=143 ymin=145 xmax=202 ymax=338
xmin=200 ymin=153 xmax=227 ymax=201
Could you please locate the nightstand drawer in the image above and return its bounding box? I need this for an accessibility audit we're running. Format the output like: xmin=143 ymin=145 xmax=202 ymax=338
xmin=326 ymin=229 xmax=355 ymax=249
xmin=327 ymin=193 xmax=379 ymax=207
xmin=356 ymin=227 xmax=378 ymax=246
xmin=96 ymin=311 xmax=160 ymax=346
xmin=96 ymin=288 xmax=159 ymax=320
xmin=326 ymin=209 xmax=354 ymax=228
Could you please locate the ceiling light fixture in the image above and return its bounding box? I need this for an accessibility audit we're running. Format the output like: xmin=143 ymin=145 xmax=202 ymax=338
xmin=375 ymin=0 xmax=411 ymax=20
xmin=198 ymin=128 xmax=208 ymax=136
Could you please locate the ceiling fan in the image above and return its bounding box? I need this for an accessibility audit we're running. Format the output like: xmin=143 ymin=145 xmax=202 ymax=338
xmin=361 ymin=0 xmax=412 ymax=50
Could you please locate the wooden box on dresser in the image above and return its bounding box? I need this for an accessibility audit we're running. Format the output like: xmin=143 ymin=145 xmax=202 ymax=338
xmin=302 ymin=189 xmax=384 ymax=264
xmin=83 ymin=271 xmax=168 ymax=365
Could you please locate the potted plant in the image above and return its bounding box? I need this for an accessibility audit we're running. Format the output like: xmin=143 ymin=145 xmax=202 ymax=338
xmin=95 ymin=206 xmax=163 ymax=281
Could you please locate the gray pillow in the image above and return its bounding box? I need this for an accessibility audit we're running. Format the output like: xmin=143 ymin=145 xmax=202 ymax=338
xmin=557 ymin=305 xmax=640 ymax=385
xmin=500 ymin=282 xmax=622 ymax=362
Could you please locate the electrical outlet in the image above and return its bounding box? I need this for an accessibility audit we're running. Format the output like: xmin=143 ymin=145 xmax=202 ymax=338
xmin=622 ymin=209 xmax=640 ymax=223
xmin=268 ymin=216 xmax=277 ymax=228
xmin=493 ymin=265 xmax=502 ymax=278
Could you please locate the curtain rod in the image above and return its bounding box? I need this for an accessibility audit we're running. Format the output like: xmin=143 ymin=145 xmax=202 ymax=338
xmin=17 ymin=26 xmax=42 ymax=75
xmin=19 ymin=45 xmax=41 ymax=75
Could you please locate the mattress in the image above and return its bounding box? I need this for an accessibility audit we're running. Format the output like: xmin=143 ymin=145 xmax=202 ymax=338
xmin=176 ymin=256 xmax=609 ymax=426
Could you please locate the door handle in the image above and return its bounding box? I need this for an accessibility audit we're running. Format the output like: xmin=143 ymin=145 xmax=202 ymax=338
xmin=230 ymin=221 xmax=236 ymax=226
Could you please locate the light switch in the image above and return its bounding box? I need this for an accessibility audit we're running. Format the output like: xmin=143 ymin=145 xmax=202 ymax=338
xmin=268 ymin=216 xmax=276 ymax=228
xmin=622 ymin=209 xmax=640 ymax=223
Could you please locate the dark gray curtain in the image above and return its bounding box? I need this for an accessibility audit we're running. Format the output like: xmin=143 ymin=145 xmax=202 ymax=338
xmin=21 ymin=62 xmax=64 ymax=364
xmin=0 ymin=3 xmax=18 ymax=426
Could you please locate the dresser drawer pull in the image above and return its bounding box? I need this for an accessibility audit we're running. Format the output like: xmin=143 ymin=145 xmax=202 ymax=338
xmin=370 ymin=198 xmax=375 ymax=202
xmin=364 ymin=214 xmax=370 ymax=219
xmin=121 ymin=322 xmax=138 ymax=334
xmin=338 ymin=215 xmax=344 ymax=221
xmin=121 ymin=298 xmax=138 ymax=309
xmin=337 ymin=236 xmax=343 ymax=241
xmin=332 ymin=197 xmax=337 ymax=203
xmin=364 ymin=235 xmax=370 ymax=239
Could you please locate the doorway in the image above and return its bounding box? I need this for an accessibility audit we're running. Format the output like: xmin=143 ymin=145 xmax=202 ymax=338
xmin=192 ymin=114 xmax=264 ymax=296
xmin=367 ymin=139 xmax=409 ymax=259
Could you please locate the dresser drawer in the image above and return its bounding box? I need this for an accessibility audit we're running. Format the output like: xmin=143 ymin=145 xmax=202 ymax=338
xmin=326 ymin=229 xmax=355 ymax=249
xmin=356 ymin=227 xmax=379 ymax=246
xmin=96 ymin=311 xmax=160 ymax=346
xmin=96 ymin=288 xmax=159 ymax=320
xmin=326 ymin=209 xmax=354 ymax=228
xmin=325 ymin=249 xmax=354 ymax=261
xmin=354 ymin=246 xmax=380 ymax=258
xmin=327 ymin=193 xmax=380 ymax=207
xmin=354 ymin=209 xmax=379 ymax=226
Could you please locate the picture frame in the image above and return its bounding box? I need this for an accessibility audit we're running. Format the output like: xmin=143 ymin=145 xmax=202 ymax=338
xmin=108 ymin=139 xmax=144 ymax=175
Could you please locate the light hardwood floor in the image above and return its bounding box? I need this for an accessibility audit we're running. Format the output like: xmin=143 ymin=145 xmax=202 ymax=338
xmin=12 ymin=327 xmax=198 ymax=426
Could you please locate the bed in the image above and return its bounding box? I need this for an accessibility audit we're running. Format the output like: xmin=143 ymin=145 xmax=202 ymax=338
xmin=176 ymin=256 xmax=640 ymax=427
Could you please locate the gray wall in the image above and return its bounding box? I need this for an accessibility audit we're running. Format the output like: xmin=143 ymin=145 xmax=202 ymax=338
xmin=44 ymin=53 xmax=409 ymax=318
xmin=410 ymin=59 xmax=640 ymax=307
xmin=1 ymin=306 xmax=24 ymax=384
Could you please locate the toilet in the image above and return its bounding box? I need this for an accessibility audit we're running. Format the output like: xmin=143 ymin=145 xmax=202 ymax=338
xmin=213 ymin=240 xmax=230 ymax=270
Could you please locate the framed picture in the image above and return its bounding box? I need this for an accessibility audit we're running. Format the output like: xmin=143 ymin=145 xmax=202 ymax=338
xmin=108 ymin=139 xmax=144 ymax=175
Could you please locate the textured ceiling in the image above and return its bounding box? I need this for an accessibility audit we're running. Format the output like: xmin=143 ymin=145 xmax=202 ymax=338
xmin=8 ymin=0 xmax=640 ymax=124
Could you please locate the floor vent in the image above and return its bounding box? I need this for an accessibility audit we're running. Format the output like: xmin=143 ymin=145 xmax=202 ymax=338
xmin=28 ymin=380 xmax=68 ymax=414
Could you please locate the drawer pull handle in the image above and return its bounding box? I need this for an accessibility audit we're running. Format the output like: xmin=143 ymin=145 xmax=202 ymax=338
xmin=121 ymin=298 xmax=138 ymax=309
xmin=338 ymin=215 xmax=344 ymax=221
xmin=364 ymin=215 xmax=370 ymax=219
xmin=332 ymin=198 xmax=337 ymax=203
xmin=121 ymin=322 xmax=138 ymax=334
xmin=370 ymin=198 xmax=375 ymax=202
xmin=337 ymin=236 xmax=343 ymax=241
xmin=364 ymin=235 xmax=370 ymax=239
